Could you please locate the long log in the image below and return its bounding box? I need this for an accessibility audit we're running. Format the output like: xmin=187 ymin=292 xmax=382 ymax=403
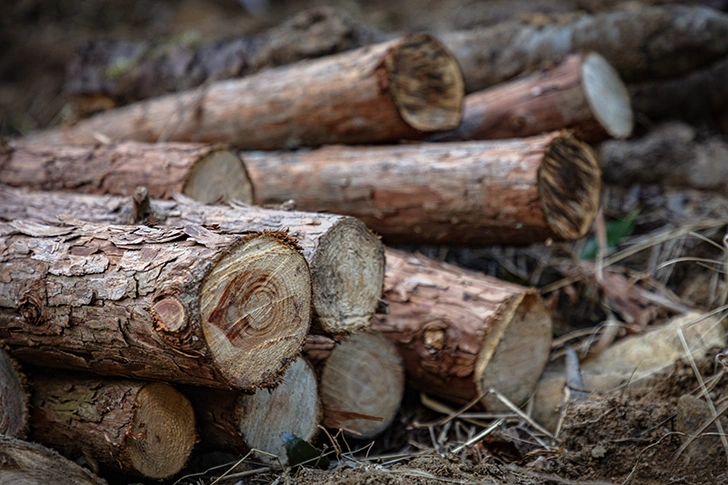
xmin=431 ymin=53 xmax=633 ymax=142
xmin=439 ymin=5 xmax=728 ymax=93
xmin=187 ymin=358 xmax=320 ymax=467
xmin=0 ymin=141 xmax=253 ymax=204
xmin=0 ymin=186 xmax=384 ymax=335
xmin=371 ymin=249 xmax=553 ymax=410
xmin=0 ymin=220 xmax=311 ymax=391
xmin=304 ymin=332 xmax=405 ymax=438
xmin=0 ymin=435 xmax=107 ymax=485
xmin=25 ymin=34 xmax=463 ymax=149
xmin=0 ymin=347 xmax=27 ymax=438
xmin=244 ymin=131 xmax=601 ymax=245
xmin=28 ymin=373 xmax=196 ymax=479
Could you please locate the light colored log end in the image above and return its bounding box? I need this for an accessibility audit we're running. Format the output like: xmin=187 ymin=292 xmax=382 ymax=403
xmin=200 ymin=232 xmax=312 ymax=391
xmin=310 ymin=217 xmax=385 ymax=335
xmin=538 ymin=132 xmax=601 ymax=240
xmin=183 ymin=149 xmax=254 ymax=204
xmin=387 ymin=33 xmax=464 ymax=132
xmin=126 ymin=382 xmax=196 ymax=479
xmin=582 ymin=52 xmax=633 ymax=139
xmin=0 ymin=349 xmax=28 ymax=438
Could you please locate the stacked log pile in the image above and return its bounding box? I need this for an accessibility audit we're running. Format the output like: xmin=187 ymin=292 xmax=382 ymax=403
xmin=2 ymin=2 xmax=727 ymax=482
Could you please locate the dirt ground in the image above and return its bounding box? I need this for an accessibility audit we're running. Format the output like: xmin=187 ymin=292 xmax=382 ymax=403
xmin=3 ymin=1 xmax=728 ymax=484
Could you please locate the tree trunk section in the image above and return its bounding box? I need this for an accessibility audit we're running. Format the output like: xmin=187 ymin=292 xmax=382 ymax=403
xmin=244 ymin=131 xmax=601 ymax=245
xmin=431 ymin=53 xmax=632 ymax=143
xmin=186 ymin=358 xmax=320 ymax=467
xmin=440 ymin=5 xmax=728 ymax=93
xmin=0 ymin=348 xmax=27 ymax=438
xmin=0 ymin=141 xmax=252 ymax=205
xmin=370 ymin=249 xmax=553 ymax=411
xmin=0 ymin=186 xmax=384 ymax=336
xmin=0 ymin=220 xmax=311 ymax=391
xmin=28 ymin=372 xmax=196 ymax=479
xmin=25 ymin=34 xmax=463 ymax=149
xmin=304 ymin=332 xmax=405 ymax=439
xmin=0 ymin=435 xmax=107 ymax=485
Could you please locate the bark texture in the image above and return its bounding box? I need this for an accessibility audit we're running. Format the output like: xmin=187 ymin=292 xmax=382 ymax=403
xmin=245 ymin=132 xmax=601 ymax=245
xmin=304 ymin=332 xmax=405 ymax=438
xmin=28 ymin=373 xmax=196 ymax=479
xmin=371 ymin=249 xmax=553 ymax=410
xmin=432 ymin=53 xmax=632 ymax=142
xmin=439 ymin=5 xmax=728 ymax=93
xmin=187 ymin=358 xmax=320 ymax=467
xmin=0 ymin=348 xmax=27 ymax=438
xmin=0 ymin=186 xmax=384 ymax=336
xmin=0 ymin=435 xmax=107 ymax=485
xmin=26 ymin=34 xmax=463 ymax=149
xmin=0 ymin=141 xmax=253 ymax=204
xmin=0 ymin=219 xmax=311 ymax=391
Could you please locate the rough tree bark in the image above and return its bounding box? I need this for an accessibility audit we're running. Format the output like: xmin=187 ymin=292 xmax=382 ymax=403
xmin=0 ymin=435 xmax=108 ymax=485
xmin=0 ymin=141 xmax=253 ymax=204
xmin=25 ymin=34 xmax=463 ymax=149
xmin=186 ymin=358 xmax=320 ymax=467
xmin=304 ymin=332 xmax=405 ymax=438
xmin=0 ymin=220 xmax=311 ymax=391
xmin=0 ymin=347 xmax=27 ymax=438
xmin=244 ymin=131 xmax=601 ymax=245
xmin=439 ymin=5 xmax=728 ymax=93
xmin=0 ymin=186 xmax=384 ymax=336
xmin=28 ymin=373 xmax=196 ymax=479
xmin=431 ymin=53 xmax=632 ymax=142
xmin=370 ymin=249 xmax=553 ymax=410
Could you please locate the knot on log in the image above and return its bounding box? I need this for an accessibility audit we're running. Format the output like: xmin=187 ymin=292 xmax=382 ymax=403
xmin=151 ymin=297 xmax=188 ymax=335
xmin=19 ymin=281 xmax=47 ymax=326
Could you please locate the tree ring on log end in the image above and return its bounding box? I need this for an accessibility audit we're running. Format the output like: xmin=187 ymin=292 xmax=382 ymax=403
xmin=125 ymin=382 xmax=196 ymax=479
xmin=474 ymin=292 xmax=552 ymax=411
xmin=538 ymin=133 xmax=601 ymax=240
xmin=182 ymin=149 xmax=254 ymax=204
xmin=386 ymin=33 xmax=464 ymax=132
xmin=200 ymin=233 xmax=311 ymax=390
xmin=0 ymin=350 xmax=28 ymax=438
xmin=582 ymin=53 xmax=633 ymax=139
xmin=310 ymin=217 xmax=385 ymax=335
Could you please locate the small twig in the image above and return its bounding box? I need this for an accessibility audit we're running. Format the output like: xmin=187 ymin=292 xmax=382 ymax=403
xmin=487 ymin=388 xmax=554 ymax=439
xmin=452 ymin=418 xmax=505 ymax=454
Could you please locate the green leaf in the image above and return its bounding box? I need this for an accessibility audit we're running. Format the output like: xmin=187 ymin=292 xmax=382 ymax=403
xmin=280 ymin=432 xmax=330 ymax=469
xmin=580 ymin=208 xmax=640 ymax=260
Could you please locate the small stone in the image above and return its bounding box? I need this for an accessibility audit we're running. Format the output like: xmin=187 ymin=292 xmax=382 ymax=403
xmin=591 ymin=445 xmax=607 ymax=458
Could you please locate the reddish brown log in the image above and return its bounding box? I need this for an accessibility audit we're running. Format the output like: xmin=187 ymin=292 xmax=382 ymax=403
xmin=371 ymin=249 xmax=553 ymax=410
xmin=28 ymin=373 xmax=196 ymax=479
xmin=0 ymin=141 xmax=252 ymax=204
xmin=25 ymin=34 xmax=463 ymax=150
xmin=0 ymin=347 xmax=27 ymax=438
xmin=0 ymin=220 xmax=311 ymax=391
xmin=244 ymin=132 xmax=601 ymax=245
xmin=432 ymin=53 xmax=632 ymax=142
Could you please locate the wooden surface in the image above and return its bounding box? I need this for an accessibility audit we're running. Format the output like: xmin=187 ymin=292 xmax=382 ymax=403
xmin=0 ymin=348 xmax=27 ymax=438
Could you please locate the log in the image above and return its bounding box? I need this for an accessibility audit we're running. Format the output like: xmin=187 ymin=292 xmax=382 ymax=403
xmin=370 ymin=249 xmax=553 ymax=410
xmin=65 ymin=6 xmax=387 ymax=108
xmin=304 ymin=332 xmax=405 ymax=438
xmin=600 ymin=122 xmax=728 ymax=192
xmin=25 ymin=34 xmax=464 ymax=149
xmin=0 ymin=435 xmax=107 ymax=485
xmin=187 ymin=358 xmax=320 ymax=467
xmin=0 ymin=141 xmax=253 ymax=204
xmin=244 ymin=131 xmax=601 ymax=245
xmin=0 ymin=347 xmax=27 ymax=438
xmin=28 ymin=373 xmax=196 ymax=479
xmin=0 ymin=220 xmax=311 ymax=391
xmin=0 ymin=186 xmax=384 ymax=336
xmin=439 ymin=5 xmax=728 ymax=93
xmin=431 ymin=53 xmax=633 ymax=142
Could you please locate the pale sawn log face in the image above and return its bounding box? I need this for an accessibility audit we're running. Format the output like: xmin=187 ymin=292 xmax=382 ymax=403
xmin=0 ymin=221 xmax=311 ymax=391
xmin=0 ymin=348 xmax=27 ymax=438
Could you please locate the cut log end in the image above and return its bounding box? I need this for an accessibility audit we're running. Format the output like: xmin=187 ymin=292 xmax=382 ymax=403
xmin=320 ymin=332 xmax=405 ymax=438
xmin=475 ymin=292 xmax=552 ymax=411
xmin=582 ymin=53 xmax=633 ymax=139
xmin=538 ymin=133 xmax=601 ymax=240
xmin=387 ymin=33 xmax=464 ymax=132
xmin=182 ymin=149 xmax=254 ymax=204
xmin=200 ymin=233 xmax=312 ymax=390
xmin=0 ymin=349 xmax=28 ymax=438
xmin=126 ymin=382 xmax=196 ymax=479
xmin=310 ymin=217 xmax=385 ymax=335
